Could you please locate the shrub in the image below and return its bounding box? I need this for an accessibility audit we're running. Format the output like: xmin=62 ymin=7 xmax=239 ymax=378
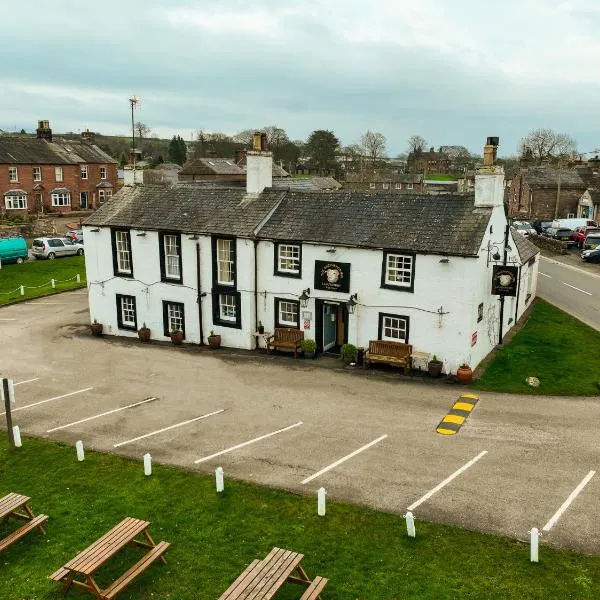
xmin=341 ymin=343 xmax=358 ymax=363
xmin=300 ymin=338 xmax=317 ymax=353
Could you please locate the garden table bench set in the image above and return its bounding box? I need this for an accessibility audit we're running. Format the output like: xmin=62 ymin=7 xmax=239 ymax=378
xmin=2 ymin=491 xmax=328 ymax=598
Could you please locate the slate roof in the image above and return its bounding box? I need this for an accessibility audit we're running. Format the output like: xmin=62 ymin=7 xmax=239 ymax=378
xmin=345 ymin=172 xmax=422 ymax=184
xmin=0 ymin=137 xmax=115 ymax=165
xmin=258 ymin=191 xmax=491 ymax=256
xmin=84 ymin=184 xmax=284 ymax=237
xmin=511 ymin=230 xmax=539 ymax=264
xmin=179 ymin=158 xmax=244 ymax=176
xmin=311 ymin=176 xmax=342 ymax=190
xmin=522 ymin=167 xmax=587 ymax=189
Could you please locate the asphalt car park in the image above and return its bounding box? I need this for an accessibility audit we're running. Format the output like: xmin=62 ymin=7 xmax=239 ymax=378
xmin=2 ymin=291 xmax=600 ymax=554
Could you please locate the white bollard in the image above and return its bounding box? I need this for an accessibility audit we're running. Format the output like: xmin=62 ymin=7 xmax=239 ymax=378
xmin=317 ymin=487 xmax=326 ymax=516
xmin=76 ymin=274 xmax=81 ymax=283
xmin=51 ymin=279 xmax=56 ymax=289
xmin=216 ymin=467 xmax=224 ymax=493
xmin=530 ymin=528 xmax=539 ymax=563
xmin=13 ymin=425 xmax=22 ymax=448
xmin=20 ymin=285 xmax=24 ymax=296
xmin=76 ymin=440 xmax=85 ymax=461
xmin=144 ymin=453 xmax=152 ymax=476
xmin=405 ymin=511 xmax=416 ymax=538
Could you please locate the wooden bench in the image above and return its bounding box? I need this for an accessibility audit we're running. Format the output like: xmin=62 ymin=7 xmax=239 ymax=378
xmin=266 ymin=328 xmax=304 ymax=358
xmin=364 ymin=340 xmax=413 ymax=375
xmin=0 ymin=493 xmax=48 ymax=553
xmin=300 ymin=575 xmax=329 ymax=599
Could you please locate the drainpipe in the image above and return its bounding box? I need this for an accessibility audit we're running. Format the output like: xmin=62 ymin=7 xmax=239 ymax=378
xmin=253 ymin=239 xmax=259 ymax=349
xmin=514 ymin=265 xmax=522 ymax=325
xmin=196 ymin=242 xmax=205 ymax=345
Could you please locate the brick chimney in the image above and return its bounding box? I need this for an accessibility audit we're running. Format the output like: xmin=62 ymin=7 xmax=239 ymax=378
xmin=36 ymin=120 xmax=52 ymax=142
xmin=246 ymin=132 xmax=272 ymax=195
xmin=475 ymin=136 xmax=504 ymax=208
xmin=81 ymin=128 xmax=96 ymax=144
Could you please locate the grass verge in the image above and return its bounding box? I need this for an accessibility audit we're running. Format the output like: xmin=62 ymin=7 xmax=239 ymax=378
xmin=474 ymin=299 xmax=600 ymax=395
xmin=1 ymin=434 xmax=599 ymax=599
xmin=0 ymin=256 xmax=86 ymax=306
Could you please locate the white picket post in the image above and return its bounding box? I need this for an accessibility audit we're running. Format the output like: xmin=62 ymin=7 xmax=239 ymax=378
xmin=530 ymin=528 xmax=539 ymax=563
xmin=144 ymin=453 xmax=152 ymax=476
xmin=405 ymin=511 xmax=416 ymax=538
xmin=13 ymin=425 xmax=22 ymax=448
xmin=216 ymin=467 xmax=224 ymax=493
xmin=20 ymin=285 xmax=24 ymax=296
xmin=51 ymin=279 xmax=56 ymax=289
xmin=76 ymin=440 xmax=85 ymax=461
xmin=317 ymin=487 xmax=326 ymax=516
xmin=76 ymin=274 xmax=81 ymax=283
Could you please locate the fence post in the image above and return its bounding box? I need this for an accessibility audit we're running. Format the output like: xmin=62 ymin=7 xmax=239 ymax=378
xmin=215 ymin=467 xmax=224 ymax=493
xmin=76 ymin=440 xmax=85 ymax=461
xmin=13 ymin=425 xmax=22 ymax=448
xmin=2 ymin=378 xmax=15 ymax=449
xmin=530 ymin=528 xmax=539 ymax=563
xmin=20 ymin=285 xmax=24 ymax=296
xmin=405 ymin=511 xmax=416 ymax=538
xmin=51 ymin=279 xmax=55 ymax=289
xmin=77 ymin=274 xmax=81 ymax=283
xmin=144 ymin=453 xmax=152 ymax=476
xmin=317 ymin=487 xmax=326 ymax=516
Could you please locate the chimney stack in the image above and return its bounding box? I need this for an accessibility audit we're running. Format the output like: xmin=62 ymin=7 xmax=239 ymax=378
xmin=36 ymin=120 xmax=52 ymax=142
xmin=246 ymin=131 xmax=272 ymax=195
xmin=483 ymin=136 xmax=499 ymax=166
xmin=81 ymin=128 xmax=96 ymax=144
xmin=475 ymin=136 xmax=504 ymax=208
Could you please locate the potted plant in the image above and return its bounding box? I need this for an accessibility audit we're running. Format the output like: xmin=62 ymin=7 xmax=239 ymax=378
xmin=341 ymin=343 xmax=358 ymax=365
xmin=138 ymin=322 xmax=151 ymax=342
xmin=90 ymin=319 xmax=103 ymax=337
xmin=300 ymin=338 xmax=317 ymax=359
xmin=428 ymin=355 xmax=443 ymax=378
xmin=456 ymin=363 xmax=473 ymax=384
xmin=257 ymin=320 xmax=265 ymax=334
xmin=170 ymin=327 xmax=184 ymax=345
xmin=207 ymin=330 xmax=221 ymax=349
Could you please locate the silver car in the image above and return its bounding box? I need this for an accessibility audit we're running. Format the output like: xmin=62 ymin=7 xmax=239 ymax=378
xmin=32 ymin=237 xmax=84 ymax=260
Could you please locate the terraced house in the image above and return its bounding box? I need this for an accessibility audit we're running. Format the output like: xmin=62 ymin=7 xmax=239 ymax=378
xmin=0 ymin=120 xmax=117 ymax=216
xmin=83 ymin=136 xmax=538 ymax=374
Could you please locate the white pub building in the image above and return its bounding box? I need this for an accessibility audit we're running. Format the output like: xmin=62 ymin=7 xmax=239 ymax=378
xmin=84 ymin=135 xmax=538 ymax=373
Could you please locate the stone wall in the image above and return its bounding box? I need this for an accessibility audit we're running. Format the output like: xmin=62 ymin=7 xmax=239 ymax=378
xmin=528 ymin=233 xmax=568 ymax=254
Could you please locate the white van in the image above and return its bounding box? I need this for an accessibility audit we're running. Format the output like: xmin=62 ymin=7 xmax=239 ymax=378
xmin=551 ymin=218 xmax=597 ymax=230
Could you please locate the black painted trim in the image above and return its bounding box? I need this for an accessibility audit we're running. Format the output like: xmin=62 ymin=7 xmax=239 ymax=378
xmin=212 ymin=291 xmax=242 ymax=329
xmin=162 ymin=300 xmax=186 ymax=338
xmin=273 ymin=242 xmax=302 ymax=279
xmin=274 ymin=297 xmax=300 ymax=329
xmin=380 ymin=250 xmax=415 ymax=293
xmin=115 ymin=294 xmax=137 ymax=331
xmin=477 ymin=302 xmax=483 ymax=323
xmin=377 ymin=312 xmax=410 ymax=343
xmin=110 ymin=228 xmax=134 ymax=278
xmin=159 ymin=232 xmax=183 ymax=284
xmin=211 ymin=236 xmax=237 ymax=289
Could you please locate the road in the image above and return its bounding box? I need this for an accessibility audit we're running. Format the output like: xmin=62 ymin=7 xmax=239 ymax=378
xmin=537 ymin=255 xmax=600 ymax=330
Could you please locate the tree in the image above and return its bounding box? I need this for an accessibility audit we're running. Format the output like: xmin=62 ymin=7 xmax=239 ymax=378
xmin=135 ymin=122 xmax=151 ymax=138
xmin=168 ymin=135 xmax=188 ymax=165
xmin=118 ymin=152 xmax=128 ymax=168
xmin=304 ymin=130 xmax=340 ymax=175
xmin=518 ymin=128 xmax=577 ymax=164
xmin=360 ymin=131 xmax=386 ymax=164
xmin=407 ymin=135 xmax=427 ymax=154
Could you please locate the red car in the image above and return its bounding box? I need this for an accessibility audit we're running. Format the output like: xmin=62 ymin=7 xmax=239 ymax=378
xmin=572 ymin=226 xmax=600 ymax=249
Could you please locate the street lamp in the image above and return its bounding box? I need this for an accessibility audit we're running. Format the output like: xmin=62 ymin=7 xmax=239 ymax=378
xmin=299 ymin=288 xmax=311 ymax=308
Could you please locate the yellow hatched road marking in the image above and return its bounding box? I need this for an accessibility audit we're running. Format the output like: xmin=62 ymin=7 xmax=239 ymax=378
xmin=443 ymin=414 xmax=465 ymax=425
xmin=453 ymin=402 xmax=474 ymax=412
xmin=462 ymin=394 xmax=479 ymax=400
xmin=436 ymin=428 xmax=457 ymax=435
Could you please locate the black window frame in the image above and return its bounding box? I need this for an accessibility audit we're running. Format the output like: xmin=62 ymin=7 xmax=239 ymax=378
xmin=274 ymin=297 xmax=300 ymax=329
xmin=159 ymin=231 xmax=183 ymax=284
xmin=162 ymin=300 xmax=186 ymax=338
xmin=211 ymin=236 xmax=237 ymax=288
xmin=111 ymin=228 xmax=134 ymax=278
xmin=477 ymin=303 xmax=483 ymax=323
xmin=380 ymin=250 xmax=415 ymax=292
xmin=116 ymin=294 xmax=137 ymax=331
xmin=377 ymin=312 xmax=410 ymax=343
xmin=212 ymin=291 xmax=242 ymax=329
xmin=273 ymin=241 xmax=302 ymax=278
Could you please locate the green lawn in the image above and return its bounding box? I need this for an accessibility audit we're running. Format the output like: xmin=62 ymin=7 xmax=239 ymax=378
xmin=474 ymin=299 xmax=600 ymax=395
xmin=1 ymin=435 xmax=599 ymax=599
xmin=424 ymin=173 xmax=457 ymax=181
xmin=0 ymin=256 xmax=86 ymax=306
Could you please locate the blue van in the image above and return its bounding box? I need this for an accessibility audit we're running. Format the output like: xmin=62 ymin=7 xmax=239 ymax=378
xmin=0 ymin=236 xmax=28 ymax=265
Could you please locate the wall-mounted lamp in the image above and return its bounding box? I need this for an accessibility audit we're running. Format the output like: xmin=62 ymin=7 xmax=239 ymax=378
xmin=299 ymin=288 xmax=311 ymax=308
xmin=326 ymin=247 xmax=336 ymax=254
xmin=90 ymin=228 xmax=100 ymax=233
xmin=136 ymin=231 xmax=146 ymax=237
xmin=346 ymin=293 xmax=358 ymax=314
xmin=439 ymin=256 xmax=450 ymax=264
xmin=188 ymin=234 xmax=199 ymax=240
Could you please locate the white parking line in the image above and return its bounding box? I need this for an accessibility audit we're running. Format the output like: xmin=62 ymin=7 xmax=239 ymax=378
xmin=0 ymin=318 xmax=17 ymax=321
xmin=0 ymin=387 xmax=94 ymax=416
xmin=47 ymin=397 xmax=158 ymax=433
xmin=539 ymin=272 xmax=551 ymax=278
xmin=301 ymin=435 xmax=388 ymax=485
xmin=542 ymin=471 xmax=596 ymax=532
xmin=194 ymin=421 xmax=303 ymax=464
xmin=114 ymin=409 xmax=225 ymax=448
xmin=14 ymin=378 xmax=40 ymax=386
xmin=562 ymin=282 xmax=592 ymax=296
xmin=407 ymin=451 xmax=488 ymax=511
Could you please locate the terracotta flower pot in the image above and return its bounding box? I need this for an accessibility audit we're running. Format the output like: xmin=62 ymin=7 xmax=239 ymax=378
xmin=428 ymin=361 xmax=443 ymax=378
xmin=208 ymin=334 xmax=221 ymax=349
xmin=170 ymin=330 xmax=184 ymax=345
xmin=138 ymin=327 xmax=151 ymax=342
xmin=90 ymin=323 xmax=103 ymax=337
xmin=456 ymin=366 xmax=473 ymax=385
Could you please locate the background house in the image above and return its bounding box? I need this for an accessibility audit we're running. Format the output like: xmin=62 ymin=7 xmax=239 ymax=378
xmin=344 ymin=171 xmax=423 ymax=193
xmin=406 ymin=147 xmax=451 ymax=174
xmin=178 ymin=157 xmax=245 ymax=184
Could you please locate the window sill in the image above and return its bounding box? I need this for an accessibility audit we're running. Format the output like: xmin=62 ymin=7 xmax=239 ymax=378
xmin=274 ymin=270 xmax=302 ymax=279
xmin=213 ymin=319 xmax=241 ymax=329
xmin=118 ymin=324 xmax=137 ymax=332
xmin=380 ymin=283 xmax=414 ymax=293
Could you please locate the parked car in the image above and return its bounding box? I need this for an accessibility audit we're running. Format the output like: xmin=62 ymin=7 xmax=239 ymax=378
xmin=532 ymin=219 xmax=553 ymax=235
xmin=551 ymin=218 xmax=597 ymax=231
xmin=583 ymin=233 xmax=600 ymax=250
xmin=511 ymin=221 xmax=536 ymax=236
xmin=572 ymin=226 xmax=600 ymax=249
xmin=66 ymin=229 xmax=84 ymax=242
xmin=581 ymin=247 xmax=600 ymax=262
xmin=544 ymin=227 xmax=575 ymax=245
xmin=31 ymin=237 xmax=84 ymax=260
xmin=0 ymin=235 xmax=28 ymax=265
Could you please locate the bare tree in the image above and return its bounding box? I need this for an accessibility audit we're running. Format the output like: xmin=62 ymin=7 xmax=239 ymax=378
xmin=407 ymin=135 xmax=427 ymax=154
xmin=135 ymin=122 xmax=151 ymax=138
xmin=360 ymin=131 xmax=386 ymax=164
xmin=518 ymin=128 xmax=577 ymax=164
xmin=232 ymin=129 xmax=254 ymax=145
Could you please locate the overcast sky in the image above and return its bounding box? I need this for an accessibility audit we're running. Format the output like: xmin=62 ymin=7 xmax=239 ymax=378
xmin=1 ymin=0 xmax=599 ymax=156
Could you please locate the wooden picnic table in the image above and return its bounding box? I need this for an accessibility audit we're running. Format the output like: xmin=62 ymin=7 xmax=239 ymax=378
xmin=50 ymin=516 xmax=170 ymax=599
xmin=0 ymin=492 xmax=48 ymax=553
xmin=219 ymin=546 xmax=328 ymax=600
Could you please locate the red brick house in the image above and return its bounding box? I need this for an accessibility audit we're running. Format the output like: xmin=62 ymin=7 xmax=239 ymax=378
xmin=0 ymin=120 xmax=117 ymax=216
xmin=406 ymin=147 xmax=451 ymax=174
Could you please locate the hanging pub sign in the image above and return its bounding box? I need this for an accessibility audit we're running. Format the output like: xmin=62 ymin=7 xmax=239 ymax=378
xmin=491 ymin=265 xmax=518 ymax=296
xmin=314 ymin=260 xmax=351 ymax=293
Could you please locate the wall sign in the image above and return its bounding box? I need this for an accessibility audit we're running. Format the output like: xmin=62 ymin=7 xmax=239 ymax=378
xmin=314 ymin=260 xmax=351 ymax=293
xmin=471 ymin=331 xmax=478 ymax=347
xmin=303 ymin=320 xmax=311 ymax=330
xmin=491 ymin=265 xmax=518 ymax=297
